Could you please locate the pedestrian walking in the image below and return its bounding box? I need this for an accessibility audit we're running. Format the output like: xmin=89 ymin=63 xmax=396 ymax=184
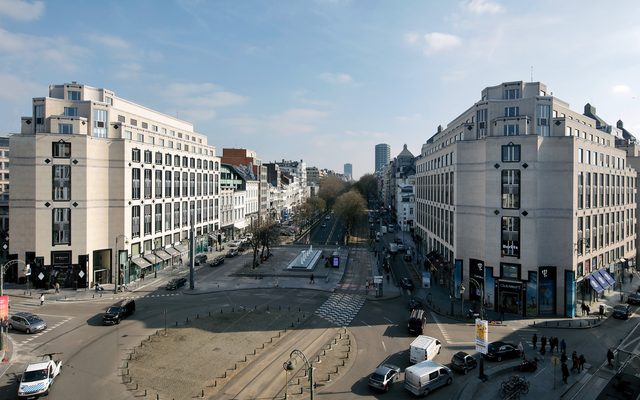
xmin=578 ymin=354 xmax=586 ymax=372
xmin=549 ymin=337 xmax=556 ymax=354
xmin=54 ymin=282 xmax=60 ymax=294
xmin=518 ymin=341 xmax=524 ymax=359
xmin=560 ymin=352 xmax=568 ymax=364
xmin=607 ymin=348 xmax=615 ymax=367
xmin=141 ymin=271 xmax=145 ymax=281
xmin=39 ymin=293 xmax=45 ymax=306
xmin=560 ymin=338 xmax=566 ymax=354
xmin=571 ymin=351 xmax=578 ymax=372
xmin=540 ymin=336 xmax=547 ymax=354
xmin=586 ymin=304 xmax=591 ymax=316
xmin=532 ymin=333 xmax=538 ymax=349
xmin=562 ymin=362 xmax=570 ymax=384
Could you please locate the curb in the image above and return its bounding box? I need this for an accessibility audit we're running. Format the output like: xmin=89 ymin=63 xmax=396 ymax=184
xmin=456 ymin=359 xmax=522 ymax=399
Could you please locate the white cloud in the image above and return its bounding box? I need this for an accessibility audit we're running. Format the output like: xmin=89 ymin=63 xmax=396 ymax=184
xmin=422 ymin=32 xmax=462 ymax=54
xmin=0 ymin=27 xmax=86 ymax=71
xmin=164 ymin=82 xmax=247 ymax=122
xmin=268 ymin=108 xmax=327 ymax=135
xmin=89 ymin=34 xmax=131 ymax=50
xmin=404 ymin=32 xmax=420 ymax=44
xmin=0 ymin=0 xmax=44 ymax=21
xmin=115 ymin=63 xmax=144 ymax=80
xmin=611 ymin=84 xmax=632 ymax=95
xmin=0 ymin=72 xmax=42 ymax=102
xmin=463 ymin=0 xmax=504 ymax=15
xmin=319 ymin=72 xmax=353 ymax=84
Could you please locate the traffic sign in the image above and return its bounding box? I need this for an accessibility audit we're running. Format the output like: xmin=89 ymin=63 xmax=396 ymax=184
xmin=38 ymin=272 xmax=45 ymax=281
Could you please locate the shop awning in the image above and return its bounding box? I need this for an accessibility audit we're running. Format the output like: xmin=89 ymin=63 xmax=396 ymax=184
xmin=165 ymin=246 xmax=180 ymax=257
xmin=599 ymin=268 xmax=616 ymax=286
xmin=154 ymin=249 xmax=172 ymax=261
xmin=131 ymin=256 xmax=151 ymax=269
xmin=143 ymin=253 xmax=162 ymax=265
xmin=588 ymin=276 xmax=604 ymax=294
xmin=591 ymin=269 xmax=611 ymax=290
xmin=174 ymin=243 xmax=188 ymax=254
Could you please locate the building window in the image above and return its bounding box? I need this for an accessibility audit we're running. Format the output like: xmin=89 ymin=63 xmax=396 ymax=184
xmin=132 ymin=205 xmax=140 ymax=238
xmin=155 ymin=152 xmax=163 ymax=165
xmin=52 ymin=208 xmax=71 ymax=245
xmin=500 ymin=263 xmax=520 ymax=280
xmin=174 ymin=202 xmax=180 ymax=229
xmin=197 ymin=159 xmax=202 ymax=169
xmin=141 ymin=122 xmax=148 ymax=129
xmin=504 ymin=106 xmax=519 ymax=117
xmin=174 ymin=172 xmax=180 ymax=197
xmin=536 ymin=104 xmax=550 ymax=136
xmin=165 ymin=153 xmax=172 ymax=166
xmin=165 ymin=203 xmax=171 ymax=231
xmin=132 ymin=148 xmax=140 ymax=162
xmin=190 ymin=172 xmax=195 ymax=196
xmin=155 ymin=204 xmax=162 ymax=233
xmin=174 ymin=155 xmax=180 ymax=166
xmin=504 ymin=88 xmax=520 ymax=99
xmin=132 ymin=168 xmax=141 ymax=199
xmin=52 ymin=165 xmax=71 ymax=201
xmin=197 ymin=200 xmax=202 ymax=223
xmin=118 ymin=115 xmax=126 ymax=123
xmin=501 ymin=144 xmax=520 ymax=162
xmin=501 ymin=216 xmax=520 ymax=257
xmin=144 ymin=205 xmax=152 ymax=235
xmin=165 ymin=171 xmax=172 ymax=197
xmin=197 ymin=173 xmax=202 ymax=196
xmin=53 ymin=142 xmax=71 ymax=158
xmin=59 ymin=124 xmax=73 ymax=134
xmin=34 ymin=104 xmax=44 ymax=128
xmin=67 ymin=90 xmax=81 ymax=101
xmin=182 ymin=201 xmax=188 ymax=227
xmin=144 ymin=150 xmax=152 ymax=164
xmin=144 ymin=169 xmax=152 ymax=199
xmin=501 ymin=170 xmax=520 ymax=209
xmin=93 ymin=109 xmax=108 ymax=137
xmin=182 ymin=157 xmax=188 ymax=168
xmin=503 ymin=124 xmax=519 ymax=136
xmin=63 ymin=107 xmax=78 ymax=117
xmin=182 ymin=172 xmax=188 ymax=196
xmin=155 ymin=170 xmax=162 ymax=198
xmin=203 ymin=174 xmax=208 ymax=196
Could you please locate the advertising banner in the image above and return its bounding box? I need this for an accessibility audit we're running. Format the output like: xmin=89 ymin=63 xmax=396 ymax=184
xmin=422 ymin=271 xmax=431 ymax=289
xmin=0 ymin=296 xmax=8 ymax=321
xmin=475 ymin=319 xmax=488 ymax=354
xmin=565 ymin=270 xmax=576 ymax=318
xmin=526 ymin=271 xmax=538 ymax=317
xmin=484 ymin=267 xmax=495 ymax=310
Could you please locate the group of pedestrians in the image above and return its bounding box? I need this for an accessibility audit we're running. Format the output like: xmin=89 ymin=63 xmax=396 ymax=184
xmin=532 ymin=333 xmax=586 ymax=384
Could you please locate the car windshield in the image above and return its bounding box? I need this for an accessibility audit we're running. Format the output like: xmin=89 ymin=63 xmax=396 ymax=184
xmin=614 ymin=305 xmax=627 ymax=310
xmin=453 ymin=353 xmax=466 ymax=362
xmin=370 ymin=372 xmax=384 ymax=381
xmin=488 ymin=343 xmax=501 ymax=351
xmin=25 ymin=315 xmax=42 ymax=323
xmin=106 ymin=307 xmax=121 ymax=314
xmin=22 ymin=369 xmax=48 ymax=382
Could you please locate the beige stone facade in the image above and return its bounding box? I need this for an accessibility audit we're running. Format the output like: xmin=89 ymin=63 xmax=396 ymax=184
xmin=416 ymin=81 xmax=637 ymax=317
xmin=9 ymin=83 xmax=220 ymax=288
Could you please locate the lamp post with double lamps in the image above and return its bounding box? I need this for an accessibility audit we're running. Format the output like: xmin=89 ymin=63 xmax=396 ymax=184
xmin=1 ymin=259 xmax=30 ymax=351
xmin=285 ymin=349 xmax=314 ymax=400
xmin=459 ymin=283 xmax=465 ymax=317
xmin=114 ymin=235 xmax=128 ymax=294
xmin=468 ymin=277 xmax=484 ymax=320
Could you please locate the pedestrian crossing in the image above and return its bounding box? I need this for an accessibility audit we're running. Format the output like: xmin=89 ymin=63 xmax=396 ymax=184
xmin=315 ymin=293 xmax=366 ymax=327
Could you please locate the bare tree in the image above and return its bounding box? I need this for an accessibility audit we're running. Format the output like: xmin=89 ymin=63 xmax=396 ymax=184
xmin=246 ymin=217 xmax=280 ymax=268
xmin=333 ymin=189 xmax=367 ymax=243
xmin=318 ymin=175 xmax=348 ymax=210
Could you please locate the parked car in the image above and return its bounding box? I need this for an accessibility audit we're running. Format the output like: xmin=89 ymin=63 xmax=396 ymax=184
xmin=612 ymin=304 xmax=631 ymax=319
xmin=408 ymin=297 xmax=424 ymax=311
xmin=627 ymin=292 xmax=640 ymax=305
xmin=102 ymin=299 xmax=136 ymax=325
xmin=8 ymin=312 xmax=47 ymax=334
xmin=226 ymin=248 xmax=239 ymax=258
xmin=483 ymin=341 xmax=521 ymax=362
xmin=194 ymin=254 xmax=207 ymax=266
xmin=397 ymin=243 xmax=406 ymax=251
xmin=368 ymin=363 xmax=401 ymax=392
xmin=210 ymin=255 xmax=225 ymax=267
xmin=400 ymin=277 xmax=415 ymax=291
xmin=450 ymin=351 xmax=478 ymax=374
xmin=166 ymin=277 xmax=187 ymax=290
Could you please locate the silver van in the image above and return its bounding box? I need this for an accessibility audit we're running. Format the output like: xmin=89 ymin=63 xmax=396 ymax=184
xmin=404 ymin=360 xmax=453 ymax=396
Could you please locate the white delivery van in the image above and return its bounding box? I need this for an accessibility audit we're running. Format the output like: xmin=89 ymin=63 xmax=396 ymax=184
xmin=389 ymin=243 xmax=398 ymax=254
xmin=409 ymin=335 xmax=441 ymax=363
xmin=404 ymin=360 xmax=453 ymax=396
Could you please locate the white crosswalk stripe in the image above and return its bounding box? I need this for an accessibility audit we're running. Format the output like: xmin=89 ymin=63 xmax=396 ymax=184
xmin=315 ymin=293 xmax=366 ymax=327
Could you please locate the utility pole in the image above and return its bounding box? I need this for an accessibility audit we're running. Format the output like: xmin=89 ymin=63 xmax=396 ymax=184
xmin=189 ymin=211 xmax=195 ymax=290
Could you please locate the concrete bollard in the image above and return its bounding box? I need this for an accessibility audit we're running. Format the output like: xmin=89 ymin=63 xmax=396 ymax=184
xmin=201 ymin=389 xmax=204 ymax=397
xmin=156 ymin=394 xmax=159 ymax=400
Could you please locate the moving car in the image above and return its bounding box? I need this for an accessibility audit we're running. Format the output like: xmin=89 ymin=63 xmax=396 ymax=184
xmin=408 ymin=297 xmax=424 ymax=311
xmin=102 ymin=299 xmax=136 ymax=325
xmin=400 ymin=277 xmax=415 ymax=291
xmin=368 ymin=363 xmax=400 ymax=392
xmin=18 ymin=354 xmax=62 ymax=399
xmin=194 ymin=254 xmax=207 ymax=266
xmin=408 ymin=309 xmax=427 ymax=335
xmin=450 ymin=351 xmax=478 ymax=374
xmin=166 ymin=277 xmax=187 ymax=290
xmin=210 ymin=255 xmax=225 ymax=267
xmin=8 ymin=312 xmax=47 ymax=334
xmin=627 ymin=292 xmax=640 ymax=305
xmin=483 ymin=341 xmax=521 ymax=362
xmin=404 ymin=360 xmax=453 ymax=396
xmin=612 ymin=304 xmax=631 ymax=319
xmin=226 ymin=248 xmax=239 ymax=258
xmin=409 ymin=335 xmax=442 ymax=363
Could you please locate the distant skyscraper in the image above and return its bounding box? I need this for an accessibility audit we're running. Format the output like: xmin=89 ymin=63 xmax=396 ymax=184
xmin=375 ymin=143 xmax=391 ymax=173
xmin=343 ymin=163 xmax=353 ymax=180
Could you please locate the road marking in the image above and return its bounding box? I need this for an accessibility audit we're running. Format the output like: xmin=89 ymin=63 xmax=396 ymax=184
xmin=533 ymin=365 xmax=547 ymax=378
xmin=384 ymin=317 xmax=394 ymax=324
xmin=381 ymin=341 xmax=386 ymax=352
xmin=360 ymin=320 xmax=371 ymax=327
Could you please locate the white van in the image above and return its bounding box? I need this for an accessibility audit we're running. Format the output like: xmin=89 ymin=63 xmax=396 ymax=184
xmin=404 ymin=360 xmax=453 ymax=396
xmin=409 ymin=335 xmax=441 ymax=363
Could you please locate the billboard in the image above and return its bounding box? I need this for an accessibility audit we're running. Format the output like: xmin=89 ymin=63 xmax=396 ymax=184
xmin=475 ymin=319 xmax=488 ymax=354
xmin=0 ymin=296 xmax=8 ymax=321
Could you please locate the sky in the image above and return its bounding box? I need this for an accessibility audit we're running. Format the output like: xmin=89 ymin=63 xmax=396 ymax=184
xmin=1 ymin=0 xmax=640 ymax=180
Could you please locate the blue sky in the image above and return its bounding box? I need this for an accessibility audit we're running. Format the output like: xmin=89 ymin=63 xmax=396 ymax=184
xmin=1 ymin=0 xmax=640 ymax=179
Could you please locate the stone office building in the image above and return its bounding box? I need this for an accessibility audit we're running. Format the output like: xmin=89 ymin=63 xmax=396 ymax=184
xmin=9 ymin=82 xmax=220 ymax=289
xmin=415 ymin=80 xmax=637 ymax=317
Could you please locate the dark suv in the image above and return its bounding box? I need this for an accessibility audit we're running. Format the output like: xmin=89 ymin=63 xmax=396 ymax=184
xmin=102 ymin=299 xmax=136 ymax=325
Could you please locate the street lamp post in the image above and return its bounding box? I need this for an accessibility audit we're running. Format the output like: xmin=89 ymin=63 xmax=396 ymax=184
xmin=1 ymin=259 xmax=30 ymax=351
xmin=468 ymin=277 xmax=484 ymax=321
xmin=459 ymin=283 xmax=465 ymax=317
xmin=114 ymin=235 xmax=128 ymax=294
xmin=285 ymin=349 xmax=314 ymax=400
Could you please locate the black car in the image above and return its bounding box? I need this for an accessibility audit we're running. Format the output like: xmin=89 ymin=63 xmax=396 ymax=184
xmin=483 ymin=341 xmax=521 ymax=362
xmin=166 ymin=277 xmax=187 ymax=290
xmin=210 ymin=255 xmax=225 ymax=267
xmin=194 ymin=254 xmax=207 ymax=266
xmin=451 ymin=351 xmax=478 ymax=374
xmin=400 ymin=278 xmax=414 ymax=291
xmin=627 ymin=293 xmax=640 ymax=305
xmin=102 ymin=299 xmax=136 ymax=325
xmin=408 ymin=297 xmax=423 ymax=311
xmin=226 ymin=248 xmax=239 ymax=258
xmin=612 ymin=304 xmax=631 ymax=319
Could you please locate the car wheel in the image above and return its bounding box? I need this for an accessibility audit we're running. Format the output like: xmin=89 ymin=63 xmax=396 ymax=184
xmin=116 ymin=318 xmax=121 ymax=325
xmin=422 ymin=389 xmax=430 ymax=397
xmin=7 ymin=323 xmax=11 ymax=330
xmin=447 ymin=377 xmax=453 ymax=385
xmin=26 ymin=328 xmax=31 ymax=334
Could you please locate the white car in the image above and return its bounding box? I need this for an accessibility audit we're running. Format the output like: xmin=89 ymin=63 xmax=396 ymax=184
xmin=18 ymin=356 xmax=62 ymax=399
